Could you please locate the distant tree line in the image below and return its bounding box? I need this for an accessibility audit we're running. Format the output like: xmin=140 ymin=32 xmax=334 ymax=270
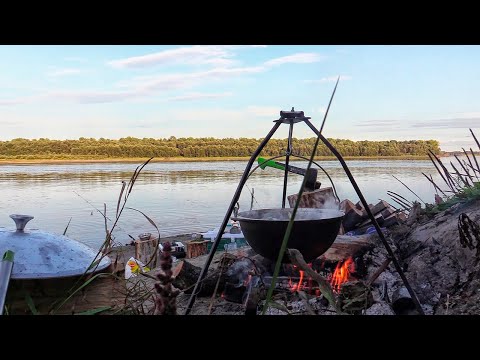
xmin=0 ymin=137 xmax=441 ymax=159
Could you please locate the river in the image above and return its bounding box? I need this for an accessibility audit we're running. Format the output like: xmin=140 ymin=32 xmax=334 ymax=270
xmin=0 ymin=158 xmax=457 ymax=249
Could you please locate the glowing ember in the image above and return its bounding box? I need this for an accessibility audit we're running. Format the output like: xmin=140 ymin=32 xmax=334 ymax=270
xmin=330 ymin=257 xmax=355 ymax=292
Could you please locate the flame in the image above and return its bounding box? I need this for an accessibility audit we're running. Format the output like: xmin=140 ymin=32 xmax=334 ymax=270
xmin=330 ymin=257 xmax=355 ymax=292
xmin=297 ymin=270 xmax=304 ymax=290
xmin=289 ymin=270 xmax=305 ymax=292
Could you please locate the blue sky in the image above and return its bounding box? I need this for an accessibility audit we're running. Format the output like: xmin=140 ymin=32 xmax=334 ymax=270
xmin=0 ymin=45 xmax=479 ymax=151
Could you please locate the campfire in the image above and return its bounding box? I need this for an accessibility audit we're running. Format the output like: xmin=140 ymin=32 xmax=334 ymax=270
xmin=330 ymin=258 xmax=355 ymax=293
xmin=171 ymin=225 xmax=429 ymax=316
xmin=216 ymin=248 xmax=371 ymax=315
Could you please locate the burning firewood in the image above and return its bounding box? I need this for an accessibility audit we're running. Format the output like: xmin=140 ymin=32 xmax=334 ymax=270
xmin=286 ymin=248 xmax=341 ymax=313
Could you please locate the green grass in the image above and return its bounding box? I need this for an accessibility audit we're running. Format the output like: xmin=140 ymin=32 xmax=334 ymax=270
xmin=427 ymin=182 xmax=480 ymax=214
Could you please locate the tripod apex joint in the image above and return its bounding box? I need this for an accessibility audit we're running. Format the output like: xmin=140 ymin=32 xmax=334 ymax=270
xmin=277 ymin=107 xmax=311 ymax=124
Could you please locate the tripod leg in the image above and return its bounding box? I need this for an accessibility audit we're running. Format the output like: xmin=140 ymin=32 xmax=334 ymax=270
xmin=185 ymin=121 xmax=282 ymax=314
xmin=304 ymin=119 xmax=425 ymax=315
xmin=282 ymin=121 xmax=294 ymax=208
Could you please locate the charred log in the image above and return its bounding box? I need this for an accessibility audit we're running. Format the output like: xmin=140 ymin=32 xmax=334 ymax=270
xmin=172 ymin=260 xmax=227 ymax=297
xmin=338 ymin=280 xmax=374 ymax=314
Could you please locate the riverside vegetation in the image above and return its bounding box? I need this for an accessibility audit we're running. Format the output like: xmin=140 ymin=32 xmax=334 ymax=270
xmin=0 ymin=137 xmax=440 ymax=160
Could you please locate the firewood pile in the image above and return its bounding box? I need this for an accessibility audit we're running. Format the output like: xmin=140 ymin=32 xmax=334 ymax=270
xmin=339 ymin=198 xmax=407 ymax=235
xmin=287 ymin=186 xmax=408 ymax=236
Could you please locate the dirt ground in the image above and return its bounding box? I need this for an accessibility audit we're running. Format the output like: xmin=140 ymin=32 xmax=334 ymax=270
xmin=107 ymin=199 xmax=480 ymax=315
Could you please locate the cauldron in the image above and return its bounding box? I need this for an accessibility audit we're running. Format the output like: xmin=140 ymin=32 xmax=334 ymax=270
xmin=232 ymin=208 xmax=344 ymax=263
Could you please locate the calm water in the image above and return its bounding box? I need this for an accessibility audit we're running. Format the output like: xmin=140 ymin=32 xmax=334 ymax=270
xmin=0 ymin=158 xmax=454 ymax=249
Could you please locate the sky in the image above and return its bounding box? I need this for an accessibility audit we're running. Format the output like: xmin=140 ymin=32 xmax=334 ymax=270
xmin=0 ymin=45 xmax=479 ymax=151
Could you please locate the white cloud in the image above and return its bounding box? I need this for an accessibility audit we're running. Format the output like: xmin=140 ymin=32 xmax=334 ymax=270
xmin=414 ymin=118 xmax=480 ymax=128
xmin=108 ymin=45 xmax=268 ymax=69
xmin=108 ymin=46 xmax=323 ymax=74
xmin=47 ymin=90 xmax=141 ymax=104
xmin=304 ymin=75 xmax=352 ymax=84
xmin=0 ymin=99 xmax=24 ymax=106
xmin=47 ymin=68 xmax=82 ymax=77
xmin=2 ymin=49 xmax=325 ymax=106
xmin=167 ymin=92 xmax=233 ymax=102
xmin=123 ymin=66 xmax=265 ymax=93
xmin=356 ymin=115 xmax=480 ymax=131
xmin=447 ymin=111 xmax=480 ymax=119
xmin=263 ymin=53 xmax=324 ymax=67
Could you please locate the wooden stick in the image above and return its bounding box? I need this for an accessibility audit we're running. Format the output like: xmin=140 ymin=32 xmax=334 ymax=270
xmin=207 ymin=254 xmax=235 ymax=314
xmin=207 ymin=269 xmax=223 ymax=315
xmin=366 ymin=257 xmax=392 ymax=286
xmin=392 ymin=175 xmax=426 ymax=205
xmin=387 ymin=191 xmax=413 ymax=206
xmin=286 ymin=248 xmax=341 ymax=313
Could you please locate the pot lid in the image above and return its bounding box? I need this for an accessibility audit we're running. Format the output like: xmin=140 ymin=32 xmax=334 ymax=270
xmin=0 ymin=214 xmax=111 ymax=279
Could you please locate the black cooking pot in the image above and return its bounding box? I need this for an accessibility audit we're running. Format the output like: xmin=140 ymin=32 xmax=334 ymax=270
xmin=232 ymin=208 xmax=344 ymax=263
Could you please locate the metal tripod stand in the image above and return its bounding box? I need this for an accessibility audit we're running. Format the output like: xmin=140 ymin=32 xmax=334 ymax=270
xmin=185 ymin=109 xmax=424 ymax=315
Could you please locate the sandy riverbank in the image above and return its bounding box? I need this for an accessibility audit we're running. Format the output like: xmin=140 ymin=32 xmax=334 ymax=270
xmin=0 ymin=155 xmax=432 ymax=165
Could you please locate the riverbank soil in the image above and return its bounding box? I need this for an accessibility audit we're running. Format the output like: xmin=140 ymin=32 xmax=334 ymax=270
xmin=174 ymin=198 xmax=480 ymax=315
xmin=6 ymin=200 xmax=480 ymax=315
xmin=115 ymin=198 xmax=480 ymax=315
xmin=394 ymin=198 xmax=480 ymax=314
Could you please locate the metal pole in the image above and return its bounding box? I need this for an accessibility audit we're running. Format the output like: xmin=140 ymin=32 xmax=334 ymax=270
xmin=0 ymin=250 xmax=14 ymax=315
xmin=185 ymin=121 xmax=282 ymax=314
xmin=282 ymin=121 xmax=294 ymax=208
xmin=304 ymin=119 xmax=425 ymax=315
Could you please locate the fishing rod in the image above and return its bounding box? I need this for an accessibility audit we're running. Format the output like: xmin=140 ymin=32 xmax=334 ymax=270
xmin=73 ymin=190 xmax=136 ymax=242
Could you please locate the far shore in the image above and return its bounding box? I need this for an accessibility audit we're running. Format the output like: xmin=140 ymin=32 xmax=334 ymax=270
xmin=0 ymin=155 xmax=436 ymax=165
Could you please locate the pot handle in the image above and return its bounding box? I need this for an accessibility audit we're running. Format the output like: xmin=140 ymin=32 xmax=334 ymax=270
xmin=9 ymin=214 xmax=34 ymax=232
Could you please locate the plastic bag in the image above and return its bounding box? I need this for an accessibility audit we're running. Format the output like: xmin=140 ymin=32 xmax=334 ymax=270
xmin=125 ymin=257 xmax=150 ymax=279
